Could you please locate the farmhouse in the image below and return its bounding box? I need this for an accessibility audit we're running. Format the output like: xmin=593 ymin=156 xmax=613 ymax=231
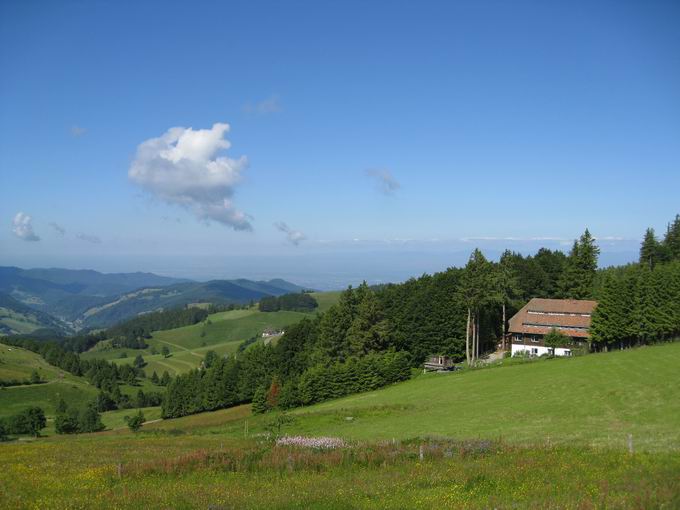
xmin=508 ymin=298 xmax=597 ymax=357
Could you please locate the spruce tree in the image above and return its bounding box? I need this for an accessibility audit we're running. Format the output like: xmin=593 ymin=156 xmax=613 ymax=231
xmin=559 ymin=229 xmax=600 ymax=299
xmin=663 ymin=214 xmax=680 ymax=261
xmin=160 ymin=371 xmax=171 ymax=386
xmin=640 ymin=228 xmax=662 ymax=269
xmin=78 ymin=404 xmax=104 ymax=433
xmin=251 ymin=386 xmax=269 ymax=414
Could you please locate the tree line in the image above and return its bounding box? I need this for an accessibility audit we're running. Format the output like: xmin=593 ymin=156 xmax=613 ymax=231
xmin=590 ymin=215 xmax=680 ymax=349
xmin=106 ymin=307 xmax=210 ymax=349
xmin=258 ymin=292 xmax=319 ymax=312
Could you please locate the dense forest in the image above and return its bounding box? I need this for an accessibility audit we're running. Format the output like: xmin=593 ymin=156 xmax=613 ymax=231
xmin=590 ymin=216 xmax=680 ymax=349
xmin=258 ymin=292 xmax=318 ymax=312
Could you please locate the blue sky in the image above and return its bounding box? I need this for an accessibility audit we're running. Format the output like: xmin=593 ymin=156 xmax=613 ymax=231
xmin=1 ymin=1 xmax=679 ymax=287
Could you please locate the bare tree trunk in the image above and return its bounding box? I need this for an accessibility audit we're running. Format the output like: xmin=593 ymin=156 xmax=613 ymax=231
xmin=465 ymin=308 xmax=471 ymax=366
xmin=502 ymin=302 xmax=506 ymax=350
xmin=471 ymin=312 xmax=476 ymax=363
xmin=476 ymin=314 xmax=480 ymax=359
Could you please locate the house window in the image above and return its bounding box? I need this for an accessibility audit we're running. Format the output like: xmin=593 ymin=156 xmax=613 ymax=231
xmin=513 ymin=334 xmax=522 ymax=342
xmin=531 ymin=348 xmax=538 ymax=355
xmin=531 ymin=336 xmax=540 ymax=343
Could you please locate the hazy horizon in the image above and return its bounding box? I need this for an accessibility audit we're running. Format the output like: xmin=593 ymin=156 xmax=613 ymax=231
xmin=0 ymin=237 xmax=642 ymax=291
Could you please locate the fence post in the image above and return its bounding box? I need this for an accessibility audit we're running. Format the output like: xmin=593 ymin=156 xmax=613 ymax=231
xmin=628 ymin=434 xmax=634 ymax=454
xmin=419 ymin=444 xmax=424 ymax=461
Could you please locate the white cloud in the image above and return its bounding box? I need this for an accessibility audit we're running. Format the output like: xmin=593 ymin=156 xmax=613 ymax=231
xmin=76 ymin=233 xmax=102 ymax=244
xmin=70 ymin=125 xmax=86 ymax=137
xmin=129 ymin=122 xmax=252 ymax=231
xmin=274 ymin=222 xmax=306 ymax=245
xmin=366 ymin=169 xmax=400 ymax=195
xmin=49 ymin=222 xmax=66 ymax=236
xmin=12 ymin=212 xmax=40 ymax=241
xmin=243 ymin=94 xmax=282 ymax=116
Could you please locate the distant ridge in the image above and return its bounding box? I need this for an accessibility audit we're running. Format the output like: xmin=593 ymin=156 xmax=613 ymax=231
xmin=0 ymin=266 xmax=305 ymax=331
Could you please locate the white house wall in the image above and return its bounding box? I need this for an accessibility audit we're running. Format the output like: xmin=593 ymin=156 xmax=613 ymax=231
xmin=511 ymin=343 xmax=572 ymax=357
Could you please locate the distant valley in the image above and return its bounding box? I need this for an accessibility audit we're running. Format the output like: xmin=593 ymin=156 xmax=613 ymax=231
xmin=0 ymin=266 xmax=306 ymax=334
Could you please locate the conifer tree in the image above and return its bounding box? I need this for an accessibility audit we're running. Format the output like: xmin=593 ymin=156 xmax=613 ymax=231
xmin=663 ymin=214 xmax=680 ymax=261
xmin=640 ymin=228 xmax=662 ymax=269
xmin=78 ymin=403 xmax=104 ymax=433
xmin=251 ymin=386 xmax=269 ymax=414
xmin=133 ymin=354 xmax=146 ymax=369
xmin=160 ymin=370 xmax=171 ymax=386
xmin=559 ymin=229 xmax=599 ymax=299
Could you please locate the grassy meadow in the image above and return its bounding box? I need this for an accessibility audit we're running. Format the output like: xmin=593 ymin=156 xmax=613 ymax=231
xmin=81 ymin=291 xmax=340 ymax=378
xmin=0 ymin=344 xmax=99 ymax=422
xmin=137 ymin=342 xmax=680 ymax=452
xmin=2 ymin=342 xmax=680 ymax=508
xmin=0 ymin=344 xmax=162 ymax=433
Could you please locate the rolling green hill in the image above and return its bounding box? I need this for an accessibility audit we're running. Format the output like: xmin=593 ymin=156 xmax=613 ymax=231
xmin=82 ymin=291 xmax=341 ymax=377
xmin=0 ymin=343 xmax=98 ymax=420
xmin=0 ymin=343 xmax=163 ymax=432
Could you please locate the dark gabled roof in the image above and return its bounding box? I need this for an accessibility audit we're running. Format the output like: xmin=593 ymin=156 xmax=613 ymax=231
xmin=508 ymin=298 xmax=598 ymax=339
xmin=526 ymin=298 xmax=598 ymax=315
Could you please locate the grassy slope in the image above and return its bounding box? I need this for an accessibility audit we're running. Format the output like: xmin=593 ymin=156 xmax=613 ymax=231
xmin=155 ymin=342 xmax=680 ymax=452
xmin=285 ymin=343 xmax=680 ymax=451
xmin=82 ymin=291 xmax=340 ymax=378
xmin=0 ymin=343 xmax=98 ymax=420
xmin=0 ymin=342 xmax=162 ymax=432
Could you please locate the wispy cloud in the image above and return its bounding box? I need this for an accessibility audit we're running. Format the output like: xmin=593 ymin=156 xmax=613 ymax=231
xmin=76 ymin=233 xmax=102 ymax=244
xmin=366 ymin=169 xmax=400 ymax=195
xmin=129 ymin=122 xmax=252 ymax=231
xmin=11 ymin=212 xmax=40 ymax=242
xmin=49 ymin=222 xmax=66 ymax=236
xmin=274 ymin=221 xmax=306 ymax=245
xmin=70 ymin=125 xmax=87 ymax=137
xmin=243 ymin=94 xmax=282 ymax=116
